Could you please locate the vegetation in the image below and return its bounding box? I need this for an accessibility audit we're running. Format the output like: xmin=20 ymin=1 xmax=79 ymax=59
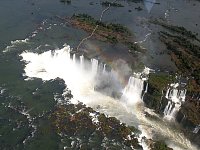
xmin=101 ymin=1 xmax=124 ymax=7
xmin=159 ymin=31 xmax=200 ymax=85
xmin=151 ymin=19 xmax=200 ymax=128
xmin=60 ymin=0 xmax=71 ymax=4
xmin=72 ymin=14 xmax=130 ymax=35
xmin=70 ymin=13 xmax=143 ymax=52
xmin=50 ymin=102 xmax=173 ymax=149
xmin=151 ymin=141 xmax=173 ymax=150
xmin=148 ymin=73 xmax=173 ymax=91
xmin=180 ymin=100 xmax=200 ymax=125
xmin=50 ymin=103 xmax=142 ymax=149
xmin=143 ymin=73 xmax=173 ymax=113
xmin=151 ymin=20 xmax=199 ymax=41
xmin=161 ymin=38 xmax=199 ymax=139
xmin=154 ymin=21 xmax=200 ymax=87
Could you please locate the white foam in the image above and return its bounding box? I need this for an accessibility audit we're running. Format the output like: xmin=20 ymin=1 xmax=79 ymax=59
xmin=3 ymin=38 xmax=29 ymax=53
xmin=193 ymin=125 xmax=200 ymax=134
xmin=0 ymin=87 xmax=6 ymax=95
xmin=20 ymin=44 xmax=198 ymax=150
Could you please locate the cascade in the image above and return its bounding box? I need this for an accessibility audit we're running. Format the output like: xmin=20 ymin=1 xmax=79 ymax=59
xmin=91 ymin=59 xmax=98 ymax=76
xmin=65 ymin=46 xmax=71 ymax=60
xmin=164 ymin=101 xmax=173 ymax=116
xmin=21 ymin=46 xmax=146 ymax=105
xmin=103 ymin=64 xmax=106 ymax=74
xmin=193 ymin=125 xmax=200 ymax=134
xmin=121 ymin=76 xmax=144 ymax=104
xmin=73 ymin=54 xmax=76 ymax=64
xmin=145 ymin=83 xmax=148 ymax=93
xmin=20 ymin=45 xmax=199 ymax=150
xmin=165 ymin=88 xmax=170 ymax=99
xmin=164 ymin=84 xmax=187 ymax=120
xmin=142 ymin=82 xmax=148 ymax=100
xmin=80 ymin=55 xmax=84 ymax=70
xmin=90 ymin=58 xmax=99 ymax=90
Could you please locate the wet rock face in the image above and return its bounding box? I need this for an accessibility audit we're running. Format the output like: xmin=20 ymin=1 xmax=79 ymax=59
xmin=143 ymin=73 xmax=172 ymax=114
xmin=50 ymin=103 xmax=142 ymax=149
xmin=143 ymin=93 xmax=168 ymax=114
xmin=176 ymin=109 xmax=200 ymax=147
xmin=177 ymin=98 xmax=200 ymax=127
xmin=143 ymin=72 xmax=200 ymax=147
xmin=143 ymin=73 xmax=200 ymax=124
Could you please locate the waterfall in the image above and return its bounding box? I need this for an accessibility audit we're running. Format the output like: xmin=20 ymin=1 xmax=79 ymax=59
xmin=164 ymin=101 xmax=173 ymax=116
xmin=142 ymin=82 xmax=148 ymax=100
xmin=65 ymin=47 xmax=71 ymax=60
xmin=20 ymin=44 xmax=149 ymax=107
xmin=103 ymin=64 xmax=106 ymax=74
xmin=164 ymin=84 xmax=187 ymax=120
xmin=90 ymin=58 xmax=98 ymax=90
xmin=20 ymin=45 xmax=200 ymax=150
xmin=91 ymin=59 xmax=98 ymax=76
xmin=193 ymin=125 xmax=200 ymax=134
xmin=145 ymin=83 xmax=148 ymax=93
xmin=80 ymin=55 xmax=84 ymax=70
xmin=121 ymin=76 xmax=144 ymax=104
xmin=165 ymin=88 xmax=170 ymax=99
xmin=73 ymin=54 xmax=76 ymax=64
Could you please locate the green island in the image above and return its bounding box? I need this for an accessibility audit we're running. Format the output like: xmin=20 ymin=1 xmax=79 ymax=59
xmin=159 ymin=31 xmax=200 ymax=84
xmin=69 ymin=13 xmax=143 ymax=53
xmin=49 ymin=101 xmax=171 ymax=149
xmin=151 ymin=19 xmax=199 ymax=41
xmin=50 ymin=103 xmax=141 ymax=149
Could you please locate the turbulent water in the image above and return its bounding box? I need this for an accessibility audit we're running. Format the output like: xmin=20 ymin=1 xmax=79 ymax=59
xmin=20 ymin=44 xmax=198 ymax=150
xmin=1 ymin=0 xmax=200 ymax=149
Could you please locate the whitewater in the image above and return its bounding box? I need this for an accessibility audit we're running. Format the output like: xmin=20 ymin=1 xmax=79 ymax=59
xmin=20 ymin=44 xmax=198 ymax=150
